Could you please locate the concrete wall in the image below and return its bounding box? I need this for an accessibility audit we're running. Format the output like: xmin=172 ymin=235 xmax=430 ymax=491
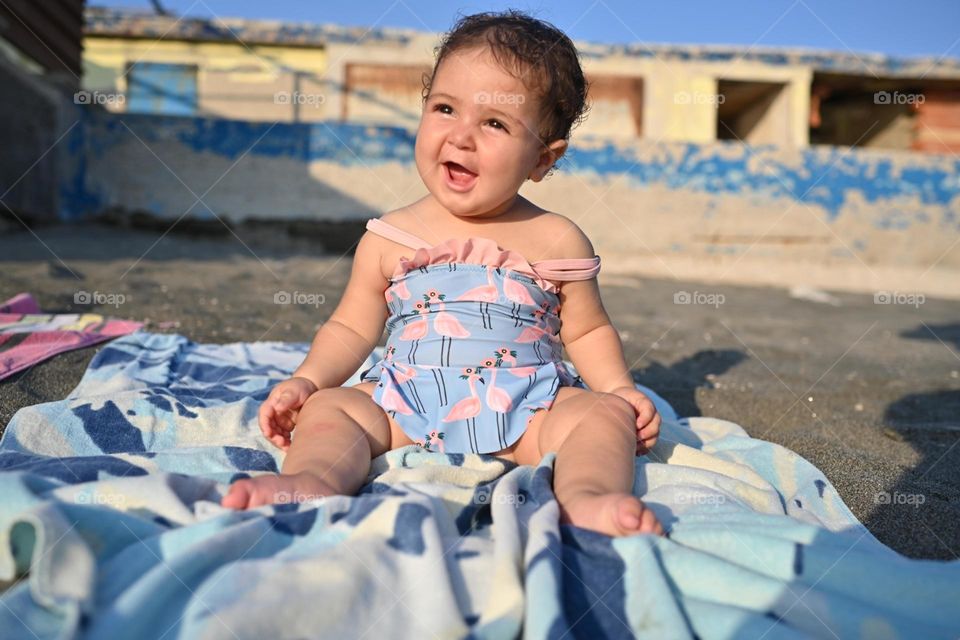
xmin=64 ymin=108 xmax=960 ymax=298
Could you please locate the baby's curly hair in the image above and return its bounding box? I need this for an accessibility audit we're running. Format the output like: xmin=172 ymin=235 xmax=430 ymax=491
xmin=422 ymin=10 xmax=590 ymax=153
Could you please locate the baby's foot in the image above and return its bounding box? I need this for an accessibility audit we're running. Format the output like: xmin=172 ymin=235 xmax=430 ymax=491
xmin=221 ymin=472 xmax=340 ymax=510
xmin=559 ymin=491 xmax=664 ymax=537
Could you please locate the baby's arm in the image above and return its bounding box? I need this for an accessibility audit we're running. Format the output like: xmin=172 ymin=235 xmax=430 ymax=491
xmin=556 ymin=223 xmax=660 ymax=452
xmin=292 ymin=231 xmax=389 ymax=389
xmin=557 ymin=230 xmax=633 ymax=394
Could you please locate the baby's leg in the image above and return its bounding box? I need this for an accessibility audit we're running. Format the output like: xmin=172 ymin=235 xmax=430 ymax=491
xmin=520 ymin=389 xmax=664 ymax=537
xmin=222 ymin=385 xmax=407 ymax=509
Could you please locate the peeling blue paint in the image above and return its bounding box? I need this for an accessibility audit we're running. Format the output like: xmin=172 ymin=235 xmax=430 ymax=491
xmin=63 ymin=108 xmax=960 ymax=231
xmin=566 ymin=140 xmax=960 ymax=221
xmin=84 ymin=111 xmax=416 ymax=165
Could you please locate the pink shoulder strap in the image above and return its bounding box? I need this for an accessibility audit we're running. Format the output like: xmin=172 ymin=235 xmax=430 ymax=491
xmin=366 ymin=218 xmax=431 ymax=250
xmin=531 ymin=257 xmax=601 ymax=281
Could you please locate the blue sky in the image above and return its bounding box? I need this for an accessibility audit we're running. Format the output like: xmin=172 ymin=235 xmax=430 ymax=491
xmin=99 ymin=0 xmax=960 ymax=59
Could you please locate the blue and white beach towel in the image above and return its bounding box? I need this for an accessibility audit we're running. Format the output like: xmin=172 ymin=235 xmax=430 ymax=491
xmin=1 ymin=332 xmax=958 ymax=639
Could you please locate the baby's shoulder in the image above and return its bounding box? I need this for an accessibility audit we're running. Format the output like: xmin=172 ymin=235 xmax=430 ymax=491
xmin=363 ymin=208 xmax=416 ymax=248
xmin=371 ymin=207 xmax=429 ymax=240
xmin=364 ymin=207 xmax=429 ymax=280
xmin=531 ymin=212 xmax=596 ymax=260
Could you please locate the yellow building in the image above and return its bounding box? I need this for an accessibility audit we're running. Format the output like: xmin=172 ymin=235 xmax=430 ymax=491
xmin=83 ymin=7 xmax=960 ymax=154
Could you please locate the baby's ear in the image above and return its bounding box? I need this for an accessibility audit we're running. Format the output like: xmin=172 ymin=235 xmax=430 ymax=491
xmin=529 ymin=139 xmax=568 ymax=182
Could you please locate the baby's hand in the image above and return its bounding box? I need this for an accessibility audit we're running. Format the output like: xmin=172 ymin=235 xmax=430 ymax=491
xmin=610 ymin=386 xmax=661 ymax=455
xmin=259 ymin=377 xmax=319 ymax=451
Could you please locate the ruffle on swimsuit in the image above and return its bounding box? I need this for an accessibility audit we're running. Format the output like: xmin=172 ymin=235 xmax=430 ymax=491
xmin=361 ymin=217 xmax=601 ymax=455
xmin=370 ymin=217 xmax=600 ymax=296
xmin=392 ymin=236 xmax=592 ymax=296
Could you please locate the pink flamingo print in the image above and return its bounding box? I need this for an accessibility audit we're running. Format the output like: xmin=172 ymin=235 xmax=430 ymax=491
xmin=389 ymin=279 xmax=411 ymax=299
xmin=456 ymin=265 xmax=499 ymax=330
xmin=524 ymin=400 xmax=553 ymax=429
xmin=456 ymin=265 xmax=499 ymax=302
xmin=515 ymin=324 xmax=550 ymax=343
xmin=501 ymin=270 xmax=536 ymax=326
xmin=425 ymin=289 xmax=470 ymax=366
xmin=384 ymin=279 xmax=411 ymax=316
xmin=442 ymin=366 xmax=485 ymax=453
xmin=385 ymin=345 xmax=424 ymax=413
xmin=398 ymin=299 xmax=431 ymax=363
xmin=494 ymin=347 xmax=537 ymax=377
xmin=481 ymin=356 xmax=514 ymax=450
xmin=385 ymin=345 xmax=417 ymax=382
xmin=378 ymin=372 xmax=413 ymax=416
xmin=516 ymin=302 xmax=561 ymax=364
xmin=495 ymin=346 xmax=538 ymax=400
xmin=502 ymin=274 xmax=536 ymax=305
xmin=424 ymin=429 xmax=446 ymax=453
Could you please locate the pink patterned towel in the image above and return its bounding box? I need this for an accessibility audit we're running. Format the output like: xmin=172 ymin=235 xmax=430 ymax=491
xmin=0 ymin=293 xmax=143 ymax=381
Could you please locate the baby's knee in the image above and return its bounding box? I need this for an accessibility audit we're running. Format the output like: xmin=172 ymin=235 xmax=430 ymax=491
xmin=299 ymin=386 xmax=368 ymax=421
xmin=595 ymin=393 xmax=637 ymax=438
xmin=593 ymin=392 xmax=637 ymax=431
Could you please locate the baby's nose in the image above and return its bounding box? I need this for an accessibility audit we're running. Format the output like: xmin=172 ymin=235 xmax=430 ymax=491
xmin=447 ymin=124 xmax=476 ymax=149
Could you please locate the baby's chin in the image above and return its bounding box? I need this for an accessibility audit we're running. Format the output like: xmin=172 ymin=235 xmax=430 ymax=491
xmin=436 ymin=196 xmax=519 ymax=220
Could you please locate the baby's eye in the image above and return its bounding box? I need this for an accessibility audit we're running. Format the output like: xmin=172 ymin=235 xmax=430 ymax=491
xmin=434 ymin=103 xmax=453 ymax=115
xmin=486 ymin=119 xmax=508 ymax=132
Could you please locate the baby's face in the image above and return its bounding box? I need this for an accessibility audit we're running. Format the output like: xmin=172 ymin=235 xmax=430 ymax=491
xmin=415 ymin=46 xmax=564 ymax=219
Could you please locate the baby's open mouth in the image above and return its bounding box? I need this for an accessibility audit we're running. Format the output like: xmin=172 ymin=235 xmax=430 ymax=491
xmin=444 ymin=162 xmax=478 ymax=187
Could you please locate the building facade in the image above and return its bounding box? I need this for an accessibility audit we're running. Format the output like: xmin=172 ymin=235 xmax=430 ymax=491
xmin=83 ymin=7 xmax=960 ymax=154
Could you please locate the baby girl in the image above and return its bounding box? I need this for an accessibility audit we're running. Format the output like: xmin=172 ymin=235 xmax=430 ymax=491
xmin=222 ymin=10 xmax=664 ymax=537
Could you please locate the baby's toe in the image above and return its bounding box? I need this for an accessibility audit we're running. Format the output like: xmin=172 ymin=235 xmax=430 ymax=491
xmin=616 ymin=495 xmax=649 ymax=534
xmin=638 ymin=503 xmax=664 ymax=536
xmin=616 ymin=496 xmax=663 ymax=536
xmin=245 ymin=481 xmax=283 ymax=509
xmin=221 ymin=481 xmax=253 ymax=510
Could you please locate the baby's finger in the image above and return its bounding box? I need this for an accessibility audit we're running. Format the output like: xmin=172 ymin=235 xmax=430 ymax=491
xmin=260 ymin=414 xmax=283 ymax=440
xmin=261 ymin=407 xmax=293 ymax=443
xmin=274 ymin=390 xmax=298 ymax=412
xmin=634 ymin=401 xmax=656 ymax=421
xmin=273 ymin=407 xmax=297 ymax=433
xmin=259 ymin=402 xmax=277 ymax=436
xmin=638 ymin=420 xmax=660 ymax=439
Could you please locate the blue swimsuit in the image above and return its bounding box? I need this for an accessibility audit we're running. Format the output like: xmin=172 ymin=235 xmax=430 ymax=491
xmin=360 ymin=218 xmax=601 ymax=455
